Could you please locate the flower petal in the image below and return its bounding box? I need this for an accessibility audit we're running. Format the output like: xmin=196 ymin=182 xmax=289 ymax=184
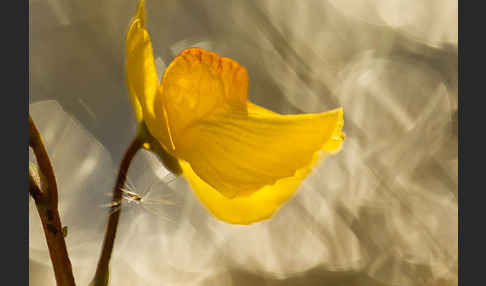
xmin=151 ymin=46 xmax=345 ymax=224
xmin=156 ymin=48 xmax=249 ymax=149
xmin=126 ymin=0 xmax=174 ymax=151
xmin=180 ymin=157 xmax=319 ymax=225
xmin=179 ymin=104 xmax=344 ymax=202
xmin=180 ymin=105 xmax=343 ymax=224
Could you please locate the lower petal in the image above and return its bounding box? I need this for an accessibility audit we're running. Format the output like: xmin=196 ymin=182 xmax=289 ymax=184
xmin=180 ymin=154 xmax=322 ymax=224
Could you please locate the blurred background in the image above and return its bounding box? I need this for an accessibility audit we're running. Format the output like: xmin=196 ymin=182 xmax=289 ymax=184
xmin=29 ymin=0 xmax=458 ymax=285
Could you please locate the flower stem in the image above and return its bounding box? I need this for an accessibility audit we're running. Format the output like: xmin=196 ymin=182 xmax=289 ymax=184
xmin=91 ymin=135 xmax=143 ymax=286
xmin=29 ymin=115 xmax=76 ymax=286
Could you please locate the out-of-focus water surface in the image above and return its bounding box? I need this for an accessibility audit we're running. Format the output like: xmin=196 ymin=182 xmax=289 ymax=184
xmin=29 ymin=0 xmax=457 ymax=285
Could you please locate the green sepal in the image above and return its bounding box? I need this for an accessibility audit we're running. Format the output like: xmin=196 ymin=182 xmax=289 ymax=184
xmin=137 ymin=122 xmax=182 ymax=175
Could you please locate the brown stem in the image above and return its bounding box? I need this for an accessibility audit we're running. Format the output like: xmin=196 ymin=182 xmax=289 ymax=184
xmin=91 ymin=137 xmax=143 ymax=286
xmin=29 ymin=115 xmax=76 ymax=286
xmin=29 ymin=115 xmax=58 ymax=205
xmin=28 ymin=165 xmax=44 ymax=202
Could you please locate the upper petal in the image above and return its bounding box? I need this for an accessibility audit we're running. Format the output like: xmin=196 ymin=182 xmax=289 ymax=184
xmin=126 ymin=0 xmax=158 ymax=120
xmin=126 ymin=0 xmax=174 ymax=151
xmin=156 ymin=48 xmax=249 ymax=149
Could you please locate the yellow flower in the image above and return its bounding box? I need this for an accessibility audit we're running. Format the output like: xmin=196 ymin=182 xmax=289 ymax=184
xmin=125 ymin=0 xmax=345 ymax=224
